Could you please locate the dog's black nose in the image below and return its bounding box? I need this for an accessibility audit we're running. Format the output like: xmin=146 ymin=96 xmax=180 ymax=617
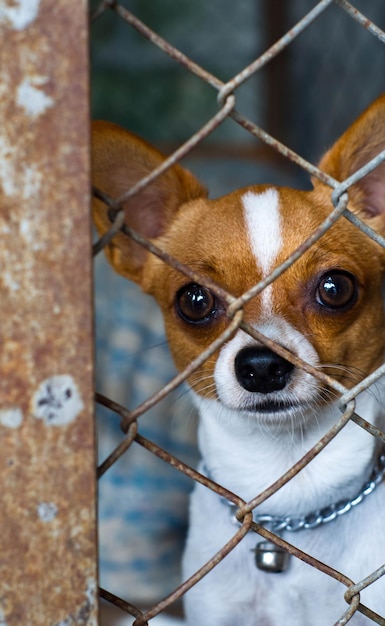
xmin=234 ymin=347 xmax=294 ymax=394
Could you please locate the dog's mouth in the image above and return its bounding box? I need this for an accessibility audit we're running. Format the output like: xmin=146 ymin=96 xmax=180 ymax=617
xmin=248 ymin=400 xmax=306 ymax=414
xmin=220 ymin=396 xmax=318 ymax=420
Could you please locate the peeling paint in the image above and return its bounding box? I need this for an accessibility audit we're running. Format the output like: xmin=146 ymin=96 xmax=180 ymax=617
xmin=16 ymin=76 xmax=54 ymax=118
xmin=3 ymin=272 xmax=20 ymax=292
xmin=0 ymin=0 xmax=41 ymax=31
xmin=53 ymin=579 xmax=97 ymax=626
xmin=19 ymin=212 xmax=44 ymax=249
xmin=0 ymin=137 xmax=42 ymax=199
xmin=37 ymin=502 xmax=58 ymax=523
xmin=0 ymin=407 xmax=23 ymax=429
xmin=19 ymin=219 xmax=31 ymax=239
xmin=85 ymin=579 xmax=96 ymax=605
xmin=20 ymin=165 xmax=42 ymax=200
xmin=32 ymin=375 xmax=84 ymax=426
xmin=0 ymin=138 xmax=17 ymax=197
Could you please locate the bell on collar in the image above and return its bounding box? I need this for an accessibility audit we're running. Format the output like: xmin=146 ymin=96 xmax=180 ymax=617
xmin=255 ymin=540 xmax=290 ymax=573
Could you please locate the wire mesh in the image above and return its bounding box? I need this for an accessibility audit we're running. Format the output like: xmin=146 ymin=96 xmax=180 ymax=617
xmin=91 ymin=1 xmax=385 ymax=624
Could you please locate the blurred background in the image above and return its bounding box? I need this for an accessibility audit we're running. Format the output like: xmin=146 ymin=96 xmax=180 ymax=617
xmin=90 ymin=1 xmax=385 ymax=622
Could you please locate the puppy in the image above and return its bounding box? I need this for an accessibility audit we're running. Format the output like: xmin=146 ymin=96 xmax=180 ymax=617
xmin=92 ymin=96 xmax=385 ymax=625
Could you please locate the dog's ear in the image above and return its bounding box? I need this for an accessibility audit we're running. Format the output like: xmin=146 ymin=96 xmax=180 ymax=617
xmin=316 ymin=94 xmax=385 ymax=224
xmin=92 ymin=121 xmax=207 ymax=283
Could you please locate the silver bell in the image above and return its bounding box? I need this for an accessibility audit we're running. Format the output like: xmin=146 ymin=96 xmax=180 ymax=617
xmin=255 ymin=541 xmax=290 ymax=573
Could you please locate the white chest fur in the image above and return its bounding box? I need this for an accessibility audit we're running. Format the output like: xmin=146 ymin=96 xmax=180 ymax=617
xmin=182 ymin=392 xmax=385 ymax=625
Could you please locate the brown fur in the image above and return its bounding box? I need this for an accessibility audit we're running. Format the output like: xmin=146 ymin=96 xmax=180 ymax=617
xmin=92 ymin=96 xmax=385 ymax=396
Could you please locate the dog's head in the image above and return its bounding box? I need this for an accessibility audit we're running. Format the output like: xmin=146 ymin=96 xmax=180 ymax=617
xmin=92 ymin=96 xmax=385 ymax=426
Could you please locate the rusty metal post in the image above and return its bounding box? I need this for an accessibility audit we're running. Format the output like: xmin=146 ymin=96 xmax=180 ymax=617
xmin=0 ymin=2 xmax=97 ymax=625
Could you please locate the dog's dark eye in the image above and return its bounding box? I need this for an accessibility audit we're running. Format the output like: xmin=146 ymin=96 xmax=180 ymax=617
xmin=176 ymin=283 xmax=217 ymax=324
xmin=316 ymin=271 xmax=357 ymax=310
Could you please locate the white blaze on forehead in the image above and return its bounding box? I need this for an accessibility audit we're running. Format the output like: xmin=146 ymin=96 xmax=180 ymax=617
xmin=242 ymin=188 xmax=282 ymax=277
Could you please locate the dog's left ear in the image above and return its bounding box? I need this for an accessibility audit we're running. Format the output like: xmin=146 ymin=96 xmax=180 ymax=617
xmin=316 ymin=94 xmax=385 ymax=223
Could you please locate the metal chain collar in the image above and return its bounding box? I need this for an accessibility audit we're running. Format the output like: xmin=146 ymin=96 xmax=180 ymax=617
xmin=226 ymin=447 xmax=385 ymax=534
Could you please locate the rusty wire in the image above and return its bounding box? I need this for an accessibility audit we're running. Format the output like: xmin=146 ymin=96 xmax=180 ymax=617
xmin=92 ymin=1 xmax=385 ymax=623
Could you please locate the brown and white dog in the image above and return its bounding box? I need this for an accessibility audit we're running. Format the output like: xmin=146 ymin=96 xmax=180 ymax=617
xmin=92 ymin=96 xmax=385 ymax=625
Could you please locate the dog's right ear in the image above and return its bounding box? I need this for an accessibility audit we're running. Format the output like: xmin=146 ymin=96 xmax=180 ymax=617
xmin=92 ymin=121 xmax=207 ymax=284
xmin=315 ymin=95 xmax=385 ymax=226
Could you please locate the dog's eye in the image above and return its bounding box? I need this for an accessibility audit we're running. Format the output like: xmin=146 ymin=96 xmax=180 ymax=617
xmin=316 ymin=271 xmax=357 ymax=310
xmin=176 ymin=283 xmax=217 ymax=323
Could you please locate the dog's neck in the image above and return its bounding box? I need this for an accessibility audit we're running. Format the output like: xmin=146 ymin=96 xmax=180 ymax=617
xmin=193 ymin=392 xmax=380 ymax=517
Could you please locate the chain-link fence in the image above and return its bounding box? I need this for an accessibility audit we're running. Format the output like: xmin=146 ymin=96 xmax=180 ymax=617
xmin=91 ymin=2 xmax=385 ymax=625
